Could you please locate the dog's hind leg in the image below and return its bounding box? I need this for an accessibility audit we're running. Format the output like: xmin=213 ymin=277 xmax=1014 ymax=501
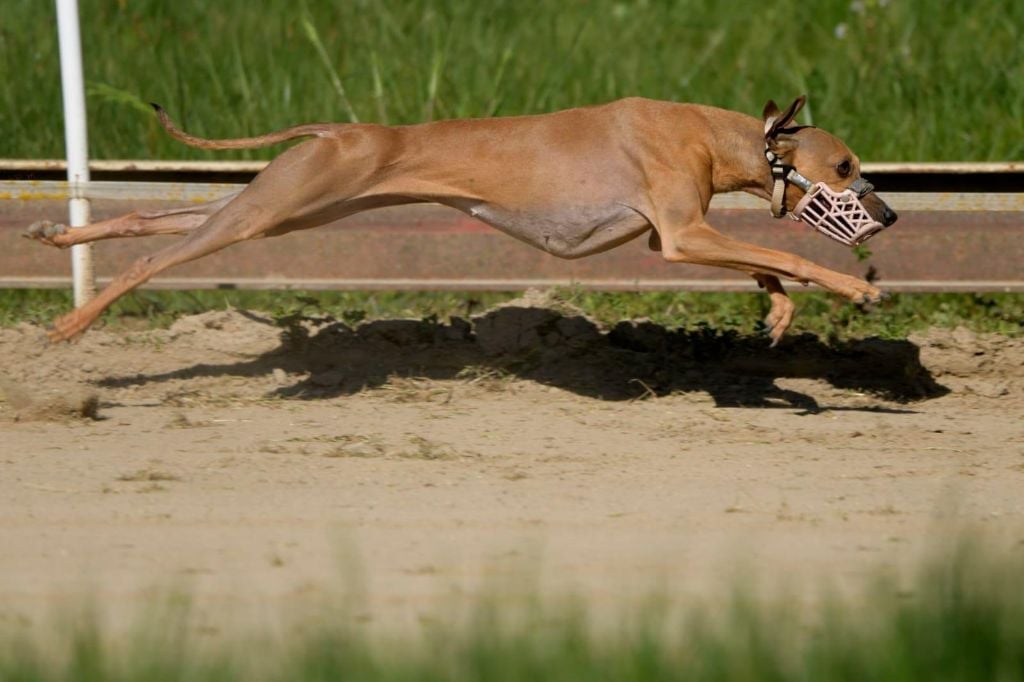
xmin=23 ymin=193 xmax=239 ymax=248
xmin=46 ymin=138 xmax=363 ymax=342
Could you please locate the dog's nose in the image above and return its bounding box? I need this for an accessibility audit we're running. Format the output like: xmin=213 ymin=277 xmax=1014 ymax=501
xmin=882 ymin=206 xmax=898 ymax=226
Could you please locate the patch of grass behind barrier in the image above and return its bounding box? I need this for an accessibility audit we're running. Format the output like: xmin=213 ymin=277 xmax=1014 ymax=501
xmin=1 ymin=289 xmax=1020 ymax=339
xmin=4 ymin=0 xmax=1022 ymax=161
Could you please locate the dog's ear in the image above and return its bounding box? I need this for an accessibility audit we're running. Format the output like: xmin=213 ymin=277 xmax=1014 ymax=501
xmin=763 ymin=95 xmax=807 ymax=139
xmin=762 ymin=99 xmax=782 ymax=127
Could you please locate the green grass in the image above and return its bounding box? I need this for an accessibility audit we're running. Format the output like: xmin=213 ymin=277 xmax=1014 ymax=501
xmin=3 ymin=2 xmax=1019 ymax=343
xmin=1 ymin=289 xmax=1020 ymax=339
xmin=2 ymin=543 xmax=1023 ymax=681
xmin=3 ymin=0 xmax=1022 ymax=161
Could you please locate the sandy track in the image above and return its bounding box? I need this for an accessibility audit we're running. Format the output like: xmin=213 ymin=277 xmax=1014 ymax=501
xmin=1 ymin=297 xmax=1022 ymax=631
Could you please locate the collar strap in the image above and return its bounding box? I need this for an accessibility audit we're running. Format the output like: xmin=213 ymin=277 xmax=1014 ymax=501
xmin=764 ymin=147 xmax=813 ymax=219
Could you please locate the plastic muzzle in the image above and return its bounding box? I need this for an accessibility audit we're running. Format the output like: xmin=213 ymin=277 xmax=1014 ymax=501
xmin=792 ymin=179 xmax=888 ymax=247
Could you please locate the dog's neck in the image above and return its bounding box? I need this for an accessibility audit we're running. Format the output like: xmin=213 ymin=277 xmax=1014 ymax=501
xmin=704 ymin=109 xmax=775 ymax=201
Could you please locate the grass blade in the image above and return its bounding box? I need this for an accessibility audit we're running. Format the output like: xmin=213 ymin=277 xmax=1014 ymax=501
xmin=300 ymin=13 xmax=359 ymax=123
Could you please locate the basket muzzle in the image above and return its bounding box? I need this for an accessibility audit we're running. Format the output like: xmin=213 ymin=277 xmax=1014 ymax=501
xmin=764 ymin=145 xmax=893 ymax=247
xmin=791 ymin=178 xmax=886 ymax=247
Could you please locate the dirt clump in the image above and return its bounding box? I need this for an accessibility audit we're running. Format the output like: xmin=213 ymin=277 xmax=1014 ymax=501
xmin=0 ymin=376 xmax=99 ymax=422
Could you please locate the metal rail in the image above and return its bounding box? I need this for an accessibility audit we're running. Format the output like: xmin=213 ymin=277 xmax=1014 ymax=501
xmin=2 ymin=161 xmax=1022 ymax=293
xmin=3 ymin=159 xmax=1021 ymax=175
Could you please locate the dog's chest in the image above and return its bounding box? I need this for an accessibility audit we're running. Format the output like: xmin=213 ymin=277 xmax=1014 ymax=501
xmin=459 ymin=201 xmax=649 ymax=258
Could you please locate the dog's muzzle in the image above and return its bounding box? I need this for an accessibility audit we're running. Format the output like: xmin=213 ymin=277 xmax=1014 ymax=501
xmin=791 ymin=178 xmax=886 ymax=246
xmin=765 ymin=149 xmax=893 ymax=247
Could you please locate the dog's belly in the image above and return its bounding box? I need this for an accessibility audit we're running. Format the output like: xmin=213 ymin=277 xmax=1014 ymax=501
xmin=454 ymin=201 xmax=650 ymax=259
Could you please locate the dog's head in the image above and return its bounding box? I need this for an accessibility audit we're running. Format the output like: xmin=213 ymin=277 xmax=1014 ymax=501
xmin=763 ymin=96 xmax=897 ymax=244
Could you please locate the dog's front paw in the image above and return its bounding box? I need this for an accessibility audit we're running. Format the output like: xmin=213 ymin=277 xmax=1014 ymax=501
xmin=840 ymin=278 xmax=884 ymax=305
xmin=23 ymin=220 xmax=70 ymax=247
xmin=855 ymin=286 xmax=885 ymax=305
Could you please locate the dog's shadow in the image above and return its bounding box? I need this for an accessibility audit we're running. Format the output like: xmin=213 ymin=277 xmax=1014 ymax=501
xmin=98 ymin=306 xmax=949 ymax=412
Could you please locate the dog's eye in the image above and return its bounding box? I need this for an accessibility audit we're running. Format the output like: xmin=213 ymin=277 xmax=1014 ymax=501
xmin=836 ymin=160 xmax=852 ymax=178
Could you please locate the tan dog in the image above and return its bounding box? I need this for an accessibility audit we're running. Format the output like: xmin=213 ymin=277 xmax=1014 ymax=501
xmin=26 ymin=95 xmax=896 ymax=344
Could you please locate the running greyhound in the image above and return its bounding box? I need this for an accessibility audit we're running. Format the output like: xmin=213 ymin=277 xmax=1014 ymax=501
xmin=26 ymin=95 xmax=897 ymax=344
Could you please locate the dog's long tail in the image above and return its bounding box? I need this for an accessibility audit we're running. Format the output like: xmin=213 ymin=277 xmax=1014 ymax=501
xmin=151 ymin=104 xmax=336 ymax=150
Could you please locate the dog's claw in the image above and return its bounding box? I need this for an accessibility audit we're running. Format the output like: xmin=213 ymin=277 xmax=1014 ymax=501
xmin=767 ymin=322 xmax=786 ymax=348
xmin=47 ymin=326 xmax=81 ymax=344
xmin=763 ymin=316 xmax=789 ymax=348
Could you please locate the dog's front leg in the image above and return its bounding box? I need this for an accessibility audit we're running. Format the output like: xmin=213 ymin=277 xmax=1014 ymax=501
xmin=646 ymin=188 xmax=882 ymax=342
xmin=659 ymin=219 xmax=883 ymax=304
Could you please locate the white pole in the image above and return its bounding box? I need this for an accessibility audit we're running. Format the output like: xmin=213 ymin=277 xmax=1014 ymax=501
xmin=55 ymin=0 xmax=95 ymax=306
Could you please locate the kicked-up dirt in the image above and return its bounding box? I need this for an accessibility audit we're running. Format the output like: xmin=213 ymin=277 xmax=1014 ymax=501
xmin=1 ymin=292 xmax=1023 ymax=633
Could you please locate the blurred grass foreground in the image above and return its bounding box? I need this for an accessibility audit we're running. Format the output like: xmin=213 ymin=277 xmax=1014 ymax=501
xmin=4 ymin=0 xmax=1022 ymax=161
xmin=2 ymin=543 xmax=1024 ymax=681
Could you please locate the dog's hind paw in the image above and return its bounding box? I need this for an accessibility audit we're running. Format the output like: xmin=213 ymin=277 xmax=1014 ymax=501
xmin=47 ymin=311 xmax=89 ymax=343
xmin=23 ymin=220 xmax=70 ymax=247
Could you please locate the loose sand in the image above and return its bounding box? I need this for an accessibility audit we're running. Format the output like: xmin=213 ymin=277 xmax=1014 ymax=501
xmin=2 ymin=295 xmax=1022 ymax=633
